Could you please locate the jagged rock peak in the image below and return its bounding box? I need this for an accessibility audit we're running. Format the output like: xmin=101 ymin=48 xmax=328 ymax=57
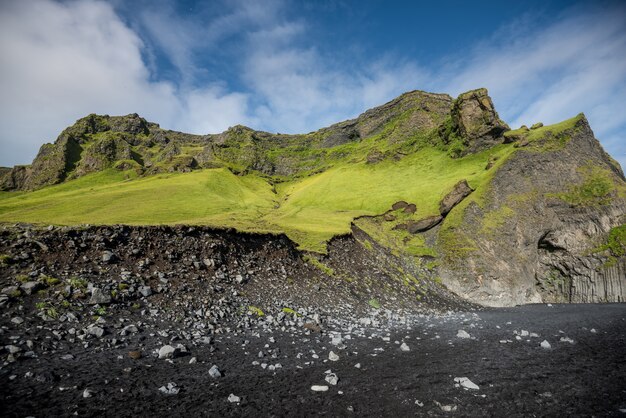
xmin=450 ymin=88 xmax=510 ymax=152
xmin=63 ymin=113 xmax=153 ymax=140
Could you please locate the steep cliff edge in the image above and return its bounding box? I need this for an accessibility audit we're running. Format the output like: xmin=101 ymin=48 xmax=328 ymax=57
xmin=435 ymin=115 xmax=626 ymax=306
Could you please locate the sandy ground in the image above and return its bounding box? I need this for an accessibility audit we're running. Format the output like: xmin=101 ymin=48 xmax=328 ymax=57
xmin=1 ymin=303 xmax=625 ymax=417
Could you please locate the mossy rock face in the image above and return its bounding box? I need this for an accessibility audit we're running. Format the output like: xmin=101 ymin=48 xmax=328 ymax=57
xmin=436 ymin=115 xmax=626 ymax=307
xmin=450 ymin=88 xmax=510 ymax=154
xmin=76 ymin=134 xmax=134 ymax=176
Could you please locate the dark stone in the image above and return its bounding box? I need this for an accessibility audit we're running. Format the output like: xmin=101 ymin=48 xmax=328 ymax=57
xmin=406 ymin=216 xmax=443 ymax=233
xmin=391 ymin=201 xmax=409 ymax=211
xmin=403 ymin=204 xmax=417 ymax=214
xmin=439 ymin=180 xmax=473 ymax=216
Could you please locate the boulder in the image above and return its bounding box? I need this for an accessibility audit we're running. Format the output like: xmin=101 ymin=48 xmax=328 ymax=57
xmin=439 ymin=180 xmax=473 ymax=216
xmin=20 ymin=281 xmax=42 ymax=295
xmin=391 ymin=201 xmax=409 ymax=211
xmin=89 ymin=288 xmax=112 ymax=305
xmin=406 ymin=215 xmax=443 ymax=233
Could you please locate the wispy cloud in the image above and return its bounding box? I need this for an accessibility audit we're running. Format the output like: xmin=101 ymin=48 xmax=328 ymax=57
xmin=437 ymin=4 xmax=626 ymax=167
xmin=0 ymin=0 xmax=624 ymax=171
xmin=0 ymin=0 xmax=252 ymax=166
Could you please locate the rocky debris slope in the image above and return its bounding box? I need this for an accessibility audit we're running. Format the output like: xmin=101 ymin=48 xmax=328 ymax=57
xmin=0 ymin=224 xmax=471 ymax=339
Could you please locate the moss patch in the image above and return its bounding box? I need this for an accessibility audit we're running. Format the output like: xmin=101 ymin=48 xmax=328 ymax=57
xmin=555 ymin=166 xmax=616 ymax=206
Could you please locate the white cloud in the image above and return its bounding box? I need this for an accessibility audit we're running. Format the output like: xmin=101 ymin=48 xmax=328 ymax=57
xmin=242 ymin=23 xmax=427 ymax=133
xmin=0 ymin=0 xmax=251 ymax=166
xmin=0 ymin=0 xmax=624 ymax=172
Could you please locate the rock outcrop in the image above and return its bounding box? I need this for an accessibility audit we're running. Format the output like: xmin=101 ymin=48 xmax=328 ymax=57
xmin=451 ymin=88 xmax=509 ymax=147
xmin=0 ymin=90 xmax=456 ymax=190
xmin=437 ymin=115 xmax=626 ymax=306
xmin=440 ymin=180 xmax=473 ymax=216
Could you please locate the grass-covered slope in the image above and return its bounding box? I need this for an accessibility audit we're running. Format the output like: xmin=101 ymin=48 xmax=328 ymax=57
xmin=1 ymin=89 xmax=623 ymax=261
xmin=0 ymin=143 xmax=513 ymax=252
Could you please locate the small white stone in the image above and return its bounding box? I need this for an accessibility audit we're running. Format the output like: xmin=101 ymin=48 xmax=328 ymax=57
xmin=311 ymin=385 xmax=329 ymax=392
xmin=454 ymin=377 xmax=479 ymax=390
xmin=328 ymin=351 xmax=339 ymax=361
xmin=456 ymin=330 xmax=471 ymax=339
xmin=400 ymin=342 xmax=410 ymax=352
xmin=354 ymin=363 xmax=361 ymax=369
xmin=158 ymin=345 xmax=176 ymax=359
xmin=540 ymin=340 xmax=551 ymax=349
xmin=83 ymin=389 xmax=94 ymax=398
xmin=325 ymin=373 xmax=339 ymax=385
xmin=228 ymin=393 xmax=240 ymax=403
xmin=560 ymin=337 xmax=574 ymax=344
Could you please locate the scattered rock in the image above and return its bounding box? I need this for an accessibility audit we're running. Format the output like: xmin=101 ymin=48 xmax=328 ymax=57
xmin=209 ymin=365 xmax=222 ymax=378
xmin=400 ymin=342 xmax=410 ymax=352
xmin=5 ymin=345 xmax=21 ymax=354
xmin=158 ymin=345 xmax=177 ymax=359
xmin=20 ymin=281 xmax=42 ymax=295
xmin=159 ymin=382 xmax=180 ymax=395
xmin=227 ymin=394 xmax=240 ymax=403
xmin=89 ymin=288 xmax=111 ymax=305
xmin=456 ymin=330 xmax=471 ymax=339
xmin=128 ymin=350 xmax=142 ymax=360
xmin=102 ymin=251 xmax=115 ymax=263
xmin=325 ymin=373 xmax=339 ymax=385
xmin=83 ymin=388 xmax=95 ymax=398
xmin=2 ymin=286 xmax=21 ymax=296
xmin=366 ymin=150 xmax=385 ymax=164
xmin=311 ymin=385 xmax=329 ymax=392
xmin=328 ymin=351 xmax=339 ymax=361
xmin=434 ymin=400 xmax=458 ymax=412
xmin=138 ymin=286 xmax=152 ymax=298
xmin=88 ymin=326 xmax=105 ymax=338
xmin=540 ymin=340 xmax=551 ymax=349
xmin=454 ymin=377 xmax=479 ymax=390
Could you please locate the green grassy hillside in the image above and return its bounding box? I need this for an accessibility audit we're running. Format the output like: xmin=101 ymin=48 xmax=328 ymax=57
xmin=0 ymin=144 xmax=514 ymax=252
xmin=4 ymin=90 xmax=614 ymax=256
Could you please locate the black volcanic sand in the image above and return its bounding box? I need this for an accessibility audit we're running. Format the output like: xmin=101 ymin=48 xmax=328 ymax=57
xmin=1 ymin=304 xmax=625 ymax=417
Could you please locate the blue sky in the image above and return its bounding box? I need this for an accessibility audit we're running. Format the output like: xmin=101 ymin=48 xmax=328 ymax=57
xmin=0 ymin=0 xmax=625 ymax=170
